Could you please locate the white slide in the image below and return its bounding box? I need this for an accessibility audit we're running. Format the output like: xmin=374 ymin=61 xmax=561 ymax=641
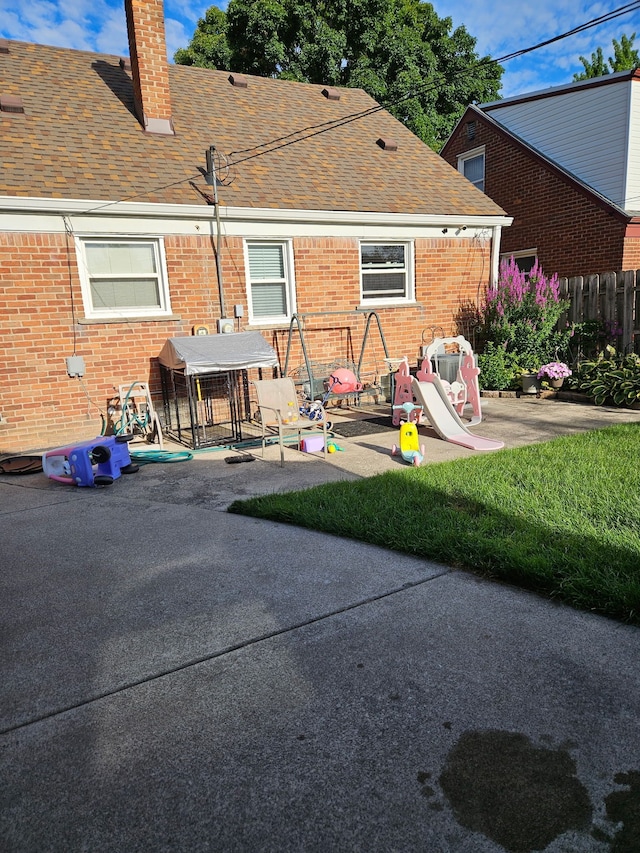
xmin=412 ymin=378 xmax=504 ymax=451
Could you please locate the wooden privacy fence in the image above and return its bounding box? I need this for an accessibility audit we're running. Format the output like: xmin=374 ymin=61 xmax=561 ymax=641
xmin=558 ymin=269 xmax=640 ymax=354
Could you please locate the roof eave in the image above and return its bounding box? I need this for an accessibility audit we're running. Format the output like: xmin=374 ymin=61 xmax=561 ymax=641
xmin=0 ymin=196 xmax=512 ymax=227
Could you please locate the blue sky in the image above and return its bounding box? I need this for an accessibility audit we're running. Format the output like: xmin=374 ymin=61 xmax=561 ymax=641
xmin=1 ymin=0 xmax=639 ymax=98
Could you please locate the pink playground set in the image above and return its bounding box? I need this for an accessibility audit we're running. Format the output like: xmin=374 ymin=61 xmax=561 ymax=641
xmin=391 ymin=336 xmax=504 ymax=454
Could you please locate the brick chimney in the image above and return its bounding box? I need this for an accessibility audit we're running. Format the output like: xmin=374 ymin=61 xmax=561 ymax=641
xmin=124 ymin=0 xmax=174 ymax=135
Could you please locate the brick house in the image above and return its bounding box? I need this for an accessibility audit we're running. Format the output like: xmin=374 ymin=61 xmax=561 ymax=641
xmin=0 ymin=0 xmax=509 ymax=454
xmin=441 ymin=71 xmax=640 ymax=279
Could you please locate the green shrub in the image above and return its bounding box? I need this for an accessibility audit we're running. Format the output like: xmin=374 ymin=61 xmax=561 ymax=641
xmin=572 ymin=319 xmax=624 ymax=360
xmin=569 ymin=347 xmax=640 ymax=407
xmin=477 ymin=342 xmax=520 ymax=390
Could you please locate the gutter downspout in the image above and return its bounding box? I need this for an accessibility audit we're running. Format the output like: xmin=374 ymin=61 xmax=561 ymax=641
xmin=490 ymin=225 xmax=502 ymax=287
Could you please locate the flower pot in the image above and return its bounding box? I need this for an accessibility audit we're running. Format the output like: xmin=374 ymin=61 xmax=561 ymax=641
xmin=521 ymin=373 xmax=540 ymax=395
xmin=550 ymin=378 xmax=564 ymax=389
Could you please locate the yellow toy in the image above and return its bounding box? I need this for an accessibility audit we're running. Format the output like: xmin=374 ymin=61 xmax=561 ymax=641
xmin=391 ymin=402 xmax=425 ymax=466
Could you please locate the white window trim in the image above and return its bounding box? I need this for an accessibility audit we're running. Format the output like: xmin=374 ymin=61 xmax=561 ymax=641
xmin=358 ymin=241 xmax=415 ymax=307
xmin=500 ymin=248 xmax=539 ymax=278
xmin=75 ymin=235 xmax=172 ymax=320
xmin=500 ymin=248 xmax=538 ymax=263
xmin=457 ymin=145 xmax=486 ymax=192
xmin=244 ymin=239 xmax=297 ymax=325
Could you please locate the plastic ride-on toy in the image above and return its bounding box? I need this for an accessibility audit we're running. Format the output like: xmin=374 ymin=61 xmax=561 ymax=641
xmin=391 ymin=402 xmax=425 ymax=467
xmin=42 ymin=434 xmax=139 ymax=487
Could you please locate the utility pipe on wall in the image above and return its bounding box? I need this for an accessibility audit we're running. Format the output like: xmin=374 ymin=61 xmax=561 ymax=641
xmin=206 ymin=146 xmax=226 ymax=319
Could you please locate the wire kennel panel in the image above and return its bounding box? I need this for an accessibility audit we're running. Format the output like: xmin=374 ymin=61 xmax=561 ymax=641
xmin=160 ymin=367 xmax=248 ymax=449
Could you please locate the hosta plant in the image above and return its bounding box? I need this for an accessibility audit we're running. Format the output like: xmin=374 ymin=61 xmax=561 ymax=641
xmin=569 ymin=347 xmax=640 ymax=407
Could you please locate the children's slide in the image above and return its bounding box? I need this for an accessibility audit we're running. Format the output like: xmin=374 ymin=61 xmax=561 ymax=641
xmin=412 ymin=377 xmax=504 ymax=451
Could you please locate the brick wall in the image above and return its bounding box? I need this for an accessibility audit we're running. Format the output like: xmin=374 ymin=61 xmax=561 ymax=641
xmin=442 ymin=116 xmax=630 ymax=278
xmin=125 ymin=0 xmax=173 ymax=126
xmin=622 ymin=238 xmax=640 ymax=270
xmin=0 ymin=230 xmax=491 ymax=453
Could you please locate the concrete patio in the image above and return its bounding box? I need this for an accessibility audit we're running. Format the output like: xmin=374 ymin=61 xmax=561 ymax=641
xmin=2 ymin=396 xmax=640 ymax=852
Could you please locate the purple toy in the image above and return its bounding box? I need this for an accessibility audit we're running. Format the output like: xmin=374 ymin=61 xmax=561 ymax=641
xmin=42 ymin=435 xmax=139 ymax=487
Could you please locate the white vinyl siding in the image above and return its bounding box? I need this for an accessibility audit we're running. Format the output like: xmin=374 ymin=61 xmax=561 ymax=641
xmin=245 ymin=241 xmax=296 ymax=324
xmin=76 ymin=237 xmax=171 ymax=319
xmin=485 ymin=78 xmax=633 ymax=209
xmin=457 ymin=146 xmax=485 ymax=192
xmin=360 ymin=242 xmax=413 ymax=304
xmin=627 ymin=81 xmax=640 ymax=211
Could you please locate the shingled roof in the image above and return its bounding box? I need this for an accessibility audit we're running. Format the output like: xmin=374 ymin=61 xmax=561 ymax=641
xmin=0 ymin=38 xmax=505 ymax=218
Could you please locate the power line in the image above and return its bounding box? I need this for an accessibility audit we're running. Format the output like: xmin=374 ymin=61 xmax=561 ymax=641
xmin=227 ymin=0 xmax=640 ymax=168
xmin=70 ymin=0 xmax=640 ymax=214
xmin=82 ymin=172 xmax=204 ymax=214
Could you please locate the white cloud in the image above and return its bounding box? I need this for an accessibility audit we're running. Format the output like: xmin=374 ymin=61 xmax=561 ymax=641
xmin=432 ymin=0 xmax=640 ymax=95
xmin=92 ymin=7 xmax=129 ymax=56
xmin=165 ymin=17 xmax=191 ymax=59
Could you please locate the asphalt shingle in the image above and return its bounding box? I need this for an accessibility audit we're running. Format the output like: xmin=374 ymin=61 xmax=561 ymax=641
xmin=1 ymin=40 xmax=506 ymax=217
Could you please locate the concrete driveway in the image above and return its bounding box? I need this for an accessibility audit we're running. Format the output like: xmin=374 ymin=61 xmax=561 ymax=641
xmin=2 ymin=396 xmax=640 ymax=852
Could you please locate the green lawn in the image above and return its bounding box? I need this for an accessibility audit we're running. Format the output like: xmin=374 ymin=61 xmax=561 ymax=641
xmin=228 ymin=423 xmax=640 ymax=624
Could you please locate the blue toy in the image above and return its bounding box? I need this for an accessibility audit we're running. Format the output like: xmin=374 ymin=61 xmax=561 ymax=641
xmin=42 ymin=435 xmax=139 ymax=487
xmin=391 ymin=402 xmax=425 ymax=467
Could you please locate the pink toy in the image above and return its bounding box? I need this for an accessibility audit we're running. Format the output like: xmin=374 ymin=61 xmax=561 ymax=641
xmin=391 ymin=344 xmax=504 ymax=452
xmin=417 ymin=336 xmax=481 ymax=423
xmin=328 ymin=368 xmax=363 ymax=394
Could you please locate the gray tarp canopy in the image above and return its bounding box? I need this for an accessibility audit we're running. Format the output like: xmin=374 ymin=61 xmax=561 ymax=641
xmin=158 ymin=332 xmax=279 ymax=376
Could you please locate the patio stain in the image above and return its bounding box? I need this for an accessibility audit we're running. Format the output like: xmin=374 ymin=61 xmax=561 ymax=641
xmin=436 ymin=729 xmax=592 ymax=852
xmin=603 ymin=771 xmax=640 ymax=852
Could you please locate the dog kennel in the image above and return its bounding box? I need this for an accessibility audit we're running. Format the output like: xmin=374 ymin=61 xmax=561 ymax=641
xmin=158 ymin=332 xmax=279 ymax=449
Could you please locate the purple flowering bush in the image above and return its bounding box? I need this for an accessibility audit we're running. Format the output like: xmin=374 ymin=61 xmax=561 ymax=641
xmin=477 ymin=257 xmax=572 ymax=389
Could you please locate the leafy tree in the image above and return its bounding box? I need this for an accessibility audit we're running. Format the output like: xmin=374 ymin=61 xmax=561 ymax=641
xmin=174 ymin=6 xmax=231 ymax=69
xmin=573 ymin=32 xmax=639 ymax=80
xmin=173 ymin=6 xmax=231 ymax=69
xmin=174 ymin=0 xmax=503 ymax=150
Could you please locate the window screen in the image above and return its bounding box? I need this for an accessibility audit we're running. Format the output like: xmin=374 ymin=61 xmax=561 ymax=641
xmin=462 ymin=153 xmax=484 ymax=192
xmin=361 ymin=244 xmax=408 ymax=301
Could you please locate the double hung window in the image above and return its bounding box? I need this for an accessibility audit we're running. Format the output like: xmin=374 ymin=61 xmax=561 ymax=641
xmin=245 ymin=241 xmax=296 ymax=324
xmin=76 ymin=237 xmax=171 ymax=319
xmin=457 ymin=146 xmax=485 ymax=193
xmin=360 ymin=242 xmax=413 ymax=304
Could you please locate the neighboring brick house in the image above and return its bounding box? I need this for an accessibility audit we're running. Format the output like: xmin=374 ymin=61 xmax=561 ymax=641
xmin=0 ymin=0 xmax=509 ymax=454
xmin=441 ymin=71 xmax=640 ymax=279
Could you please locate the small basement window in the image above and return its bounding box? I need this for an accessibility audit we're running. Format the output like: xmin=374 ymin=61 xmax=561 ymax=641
xmin=501 ymin=250 xmax=538 ymax=279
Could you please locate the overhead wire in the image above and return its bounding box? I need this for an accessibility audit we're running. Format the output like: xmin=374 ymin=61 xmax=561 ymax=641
xmin=53 ymin=1 xmax=640 ymax=214
xmin=226 ymin=1 xmax=640 ymax=168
